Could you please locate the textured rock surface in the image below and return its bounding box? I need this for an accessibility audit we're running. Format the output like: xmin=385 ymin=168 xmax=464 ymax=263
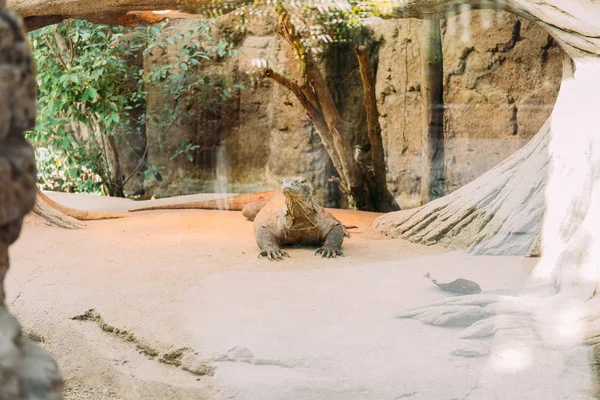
xmin=142 ymin=10 xmax=561 ymax=209
xmin=144 ymin=14 xmax=338 ymax=206
xmin=372 ymin=12 xmax=561 ymax=207
xmin=0 ymin=6 xmax=64 ymax=399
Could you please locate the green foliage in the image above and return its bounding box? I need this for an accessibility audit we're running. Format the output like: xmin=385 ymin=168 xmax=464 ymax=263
xmin=27 ymin=18 xmax=240 ymax=196
xmin=142 ymin=20 xmax=240 ymax=144
xmin=27 ymin=3 xmax=372 ymax=197
xmin=27 ymin=21 xmax=148 ymax=195
xmin=293 ymin=3 xmax=371 ymax=52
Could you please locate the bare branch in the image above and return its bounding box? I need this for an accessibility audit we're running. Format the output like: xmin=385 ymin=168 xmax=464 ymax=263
xmin=42 ymin=34 xmax=68 ymax=69
xmin=261 ymin=66 xmax=343 ymax=175
xmin=52 ymin=27 xmax=71 ymax=65
xmin=10 ymin=0 xmax=251 ymax=31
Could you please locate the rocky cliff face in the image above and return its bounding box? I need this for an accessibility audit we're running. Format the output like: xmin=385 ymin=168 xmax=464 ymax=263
xmin=143 ymin=9 xmax=561 ymax=208
xmin=373 ymin=12 xmax=561 ymax=207
xmin=144 ymin=14 xmax=339 ymax=206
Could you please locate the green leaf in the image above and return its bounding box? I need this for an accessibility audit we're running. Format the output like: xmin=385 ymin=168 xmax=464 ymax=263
xmin=86 ymin=87 xmax=98 ymax=100
xmin=186 ymin=153 xmax=194 ymax=162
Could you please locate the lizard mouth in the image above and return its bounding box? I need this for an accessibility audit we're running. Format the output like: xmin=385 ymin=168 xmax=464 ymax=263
xmin=282 ymin=187 xmax=303 ymax=199
xmin=281 ymin=177 xmax=311 ymax=200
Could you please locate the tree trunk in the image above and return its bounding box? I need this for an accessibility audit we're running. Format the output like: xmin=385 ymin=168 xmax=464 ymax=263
xmin=419 ymin=18 xmax=445 ymax=204
xmin=304 ymin=62 xmax=369 ymax=208
xmin=103 ymin=133 xmax=125 ymax=197
xmin=263 ymin=9 xmax=399 ymax=212
xmin=355 ymin=44 xmax=398 ymax=213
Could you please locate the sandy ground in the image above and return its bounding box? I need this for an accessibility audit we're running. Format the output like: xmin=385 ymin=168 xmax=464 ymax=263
xmin=5 ymin=192 xmax=595 ymax=399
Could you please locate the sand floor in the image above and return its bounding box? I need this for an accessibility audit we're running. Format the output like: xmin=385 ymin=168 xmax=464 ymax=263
xmin=5 ymin=192 xmax=595 ymax=399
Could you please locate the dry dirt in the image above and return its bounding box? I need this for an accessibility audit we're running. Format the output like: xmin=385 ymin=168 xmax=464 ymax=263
xmin=5 ymin=192 xmax=594 ymax=399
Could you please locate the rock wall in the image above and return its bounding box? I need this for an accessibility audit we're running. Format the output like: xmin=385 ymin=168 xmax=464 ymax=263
xmin=373 ymin=12 xmax=561 ymax=207
xmin=143 ymin=9 xmax=562 ymax=208
xmin=144 ymin=15 xmax=338 ymax=206
xmin=0 ymin=6 xmax=63 ymax=398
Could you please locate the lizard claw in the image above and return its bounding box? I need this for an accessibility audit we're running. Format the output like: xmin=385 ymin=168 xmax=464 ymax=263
xmin=259 ymin=247 xmax=289 ymax=261
xmin=315 ymin=247 xmax=344 ymax=259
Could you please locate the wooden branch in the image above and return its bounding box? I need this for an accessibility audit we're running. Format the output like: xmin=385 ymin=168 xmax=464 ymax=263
xmin=8 ymin=0 xmax=245 ymax=18
xmin=9 ymin=0 xmax=251 ymax=31
xmin=299 ymin=82 xmax=320 ymax=112
xmin=272 ymin=5 xmax=311 ymax=76
xmin=271 ymin=3 xmax=371 ymax=208
xmin=260 ymin=68 xmax=305 ymax=102
xmin=261 ymin=67 xmax=344 ymax=176
xmin=42 ymin=35 xmax=68 ymax=69
xmin=52 ymin=28 xmax=71 ymax=65
xmin=32 ymin=193 xmax=85 ymax=229
xmin=305 ymin=62 xmax=362 ymax=190
xmin=121 ymin=135 xmax=149 ymax=187
xmin=106 ymin=134 xmax=124 ymax=197
xmin=355 ymin=43 xmax=388 ymax=203
xmin=328 ymin=177 xmax=348 ymax=194
xmin=67 ymin=20 xmax=74 ymax=63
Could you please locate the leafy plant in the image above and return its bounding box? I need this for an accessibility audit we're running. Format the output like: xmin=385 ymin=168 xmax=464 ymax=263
xmin=170 ymin=138 xmax=201 ymax=162
xmin=142 ymin=20 xmax=241 ymax=142
xmin=27 ymin=21 xmax=148 ymax=196
xmin=27 ymin=18 xmax=242 ymax=196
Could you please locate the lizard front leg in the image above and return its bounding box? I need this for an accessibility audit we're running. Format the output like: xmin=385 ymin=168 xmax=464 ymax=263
xmin=256 ymin=225 xmax=289 ymax=261
xmin=315 ymin=224 xmax=345 ymax=258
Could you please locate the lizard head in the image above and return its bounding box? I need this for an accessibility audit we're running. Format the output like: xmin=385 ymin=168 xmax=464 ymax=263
xmin=281 ymin=177 xmax=316 ymax=221
xmin=281 ymin=177 xmax=313 ymax=201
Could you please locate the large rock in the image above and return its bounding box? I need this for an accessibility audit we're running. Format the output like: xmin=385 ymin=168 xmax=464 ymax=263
xmin=372 ymin=12 xmax=561 ymax=207
xmin=0 ymin=7 xmax=63 ymax=399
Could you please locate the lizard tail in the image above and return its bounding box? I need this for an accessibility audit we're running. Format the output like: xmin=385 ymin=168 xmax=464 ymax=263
xmin=128 ymin=190 xmax=278 ymax=212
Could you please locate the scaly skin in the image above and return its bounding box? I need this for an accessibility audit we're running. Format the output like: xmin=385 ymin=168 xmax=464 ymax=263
xmin=128 ymin=190 xmax=278 ymax=216
xmin=253 ymin=177 xmax=346 ymax=261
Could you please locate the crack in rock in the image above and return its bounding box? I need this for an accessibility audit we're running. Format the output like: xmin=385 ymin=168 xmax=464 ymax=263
xmin=445 ymin=46 xmax=476 ymax=89
xmin=71 ymin=309 xmax=215 ymax=376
